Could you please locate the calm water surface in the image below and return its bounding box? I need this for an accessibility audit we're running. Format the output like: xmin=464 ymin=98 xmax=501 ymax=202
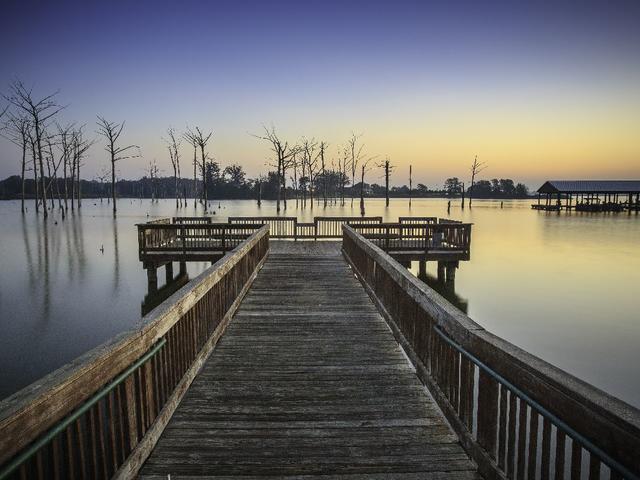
xmin=0 ymin=198 xmax=639 ymax=407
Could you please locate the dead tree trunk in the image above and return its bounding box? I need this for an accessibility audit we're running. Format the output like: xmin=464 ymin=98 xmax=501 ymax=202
xmin=409 ymin=164 xmax=412 ymax=208
xmin=97 ymin=117 xmax=139 ymax=216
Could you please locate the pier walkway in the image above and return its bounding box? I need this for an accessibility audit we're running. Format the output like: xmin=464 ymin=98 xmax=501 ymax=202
xmin=140 ymin=242 xmax=479 ymax=478
xmin=1 ymin=223 xmax=639 ymax=480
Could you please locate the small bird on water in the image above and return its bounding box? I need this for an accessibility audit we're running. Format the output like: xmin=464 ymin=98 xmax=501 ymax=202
xmin=100 ymin=244 xmax=104 ymax=254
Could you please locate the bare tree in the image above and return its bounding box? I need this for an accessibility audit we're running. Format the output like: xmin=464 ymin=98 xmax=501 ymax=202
xmin=96 ymin=116 xmax=140 ymax=215
xmin=4 ymin=81 xmax=63 ymax=218
xmin=96 ymin=168 xmax=110 ymax=202
xmin=409 ymin=164 xmax=413 ymax=208
xmin=376 ymin=157 xmax=395 ymax=207
xmin=26 ymin=127 xmax=39 ymax=212
xmin=253 ymin=126 xmax=300 ymax=212
xmin=146 ymin=159 xmax=160 ymax=201
xmin=71 ymin=127 xmax=93 ymax=209
xmin=301 ymin=138 xmax=320 ymax=209
xmin=256 ymin=174 xmax=266 ymax=207
xmin=2 ymin=114 xmax=31 ymax=213
xmin=290 ymin=152 xmax=299 ymax=208
xmin=337 ymin=146 xmax=350 ymax=206
xmin=347 ymin=133 xmax=365 ymax=207
xmin=469 ymin=155 xmax=487 ymax=208
xmin=183 ymin=127 xmax=213 ymax=211
xmin=43 ymin=130 xmax=63 ymax=213
xmin=183 ymin=127 xmax=199 ymax=208
xmin=359 ymin=158 xmax=375 ymax=215
xmin=164 ymin=127 xmax=182 ymax=208
xmin=56 ymin=123 xmax=74 ymax=212
xmin=319 ymin=141 xmax=328 ymax=208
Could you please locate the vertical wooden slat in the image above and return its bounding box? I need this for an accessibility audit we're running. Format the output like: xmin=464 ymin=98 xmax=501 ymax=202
xmin=507 ymin=391 xmax=517 ymax=477
xmin=610 ymin=470 xmax=623 ymax=480
xmin=75 ymin=418 xmax=86 ymax=480
xmin=144 ymin=361 xmax=155 ymax=427
xmin=97 ymin=401 xmax=109 ymax=479
xmin=88 ymin=406 xmax=99 ymax=479
xmin=116 ymin=384 xmax=127 ymax=459
xmin=497 ymin=384 xmax=508 ymax=471
xmin=107 ymin=392 xmax=119 ymax=472
xmin=135 ymin=368 xmax=146 ymax=436
xmin=588 ymin=453 xmax=600 ymax=480
xmin=517 ymin=401 xmax=527 ymax=480
xmin=124 ymin=375 xmax=139 ymax=452
xmin=527 ymin=409 xmax=539 ymax=480
xmin=65 ymin=426 xmax=75 ymax=480
xmin=477 ymin=369 xmax=499 ymax=458
xmin=459 ymin=356 xmax=474 ymax=431
xmin=35 ymin=449 xmax=45 ymax=480
xmin=555 ymin=430 xmax=566 ymax=480
xmin=541 ymin=417 xmax=551 ymax=480
xmin=571 ymin=440 xmax=582 ymax=480
xmin=19 ymin=464 xmax=28 ymax=480
xmin=51 ymin=436 xmax=61 ymax=480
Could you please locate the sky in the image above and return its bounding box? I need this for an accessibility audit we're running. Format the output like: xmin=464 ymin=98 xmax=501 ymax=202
xmin=1 ymin=0 xmax=639 ymax=189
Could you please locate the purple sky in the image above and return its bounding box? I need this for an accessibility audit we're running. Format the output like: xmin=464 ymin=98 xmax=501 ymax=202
xmin=1 ymin=0 xmax=639 ymax=187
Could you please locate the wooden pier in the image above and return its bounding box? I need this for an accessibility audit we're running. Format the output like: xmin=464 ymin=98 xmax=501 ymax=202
xmin=140 ymin=242 xmax=479 ymax=478
xmin=138 ymin=216 xmax=472 ymax=292
xmin=1 ymin=224 xmax=640 ymax=480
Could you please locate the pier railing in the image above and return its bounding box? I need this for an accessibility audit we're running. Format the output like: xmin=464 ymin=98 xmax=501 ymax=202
xmin=0 ymin=226 xmax=270 ymax=480
xmin=138 ymin=223 xmax=264 ymax=258
xmin=342 ymin=225 xmax=640 ymax=480
xmin=350 ymin=222 xmax=471 ymax=256
xmin=139 ymin=217 xmax=471 ymax=254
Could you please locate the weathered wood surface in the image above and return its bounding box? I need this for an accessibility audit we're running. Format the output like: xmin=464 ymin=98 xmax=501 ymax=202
xmin=140 ymin=241 xmax=480 ymax=478
xmin=342 ymin=225 xmax=640 ymax=480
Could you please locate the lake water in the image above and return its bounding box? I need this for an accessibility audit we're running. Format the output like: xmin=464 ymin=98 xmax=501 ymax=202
xmin=1 ymin=198 xmax=639 ymax=408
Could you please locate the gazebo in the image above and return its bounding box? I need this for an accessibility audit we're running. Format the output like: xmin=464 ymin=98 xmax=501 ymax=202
xmin=534 ymin=180 xmax=640 ymax=212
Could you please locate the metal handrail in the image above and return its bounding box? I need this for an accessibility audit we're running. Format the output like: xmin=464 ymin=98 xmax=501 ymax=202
xmin=433 ymin=325 xmax=638 ymax=480
xmin=0 ymin=339 xmax=167 ymax=480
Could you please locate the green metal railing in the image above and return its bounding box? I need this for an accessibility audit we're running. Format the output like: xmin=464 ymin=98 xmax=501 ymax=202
xmin=433 ymin=325 xmax=638 ymax=480
xmin=0 ymin=339 xmax=167 ymax=480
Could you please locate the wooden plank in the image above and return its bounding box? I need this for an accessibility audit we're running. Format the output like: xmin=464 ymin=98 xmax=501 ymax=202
xmin=139 ymin=251 xmax=478 ymax=477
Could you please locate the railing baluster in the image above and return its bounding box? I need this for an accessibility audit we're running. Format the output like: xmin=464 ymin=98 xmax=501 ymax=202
xmin=517 ymin=400 xmax=527 ymax=480
xmin=589 ymin=454 xmax=600 ymax=480
xmin=477 ymin=369 xmax=499 ymax=458
xmin=555 ymin=429 xmax=566 ymax=480
xmin=507 ymin=390 xmax=518 ymax=476
xmin=571 ymin=439 xmax=582 ymax=480
xmin=541 ymin=417 xmax=551 ymax=480
xmin=528 ymin=408 xmax=539 ymax=480
xmin=498 ymin=383 xmax=508 ymax=470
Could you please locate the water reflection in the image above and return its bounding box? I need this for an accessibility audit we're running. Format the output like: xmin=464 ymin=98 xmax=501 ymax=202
xmin=415 ymin=268 xmax=469 ymax=314
xmin=1 ymin=198 xmax=639 ymax=410
xmin=141 ymin=267 xmax=189 ymax=316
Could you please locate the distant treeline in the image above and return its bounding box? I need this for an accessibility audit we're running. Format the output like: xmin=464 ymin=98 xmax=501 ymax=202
xmin=0 ymin=171 xmax=530 ymax=200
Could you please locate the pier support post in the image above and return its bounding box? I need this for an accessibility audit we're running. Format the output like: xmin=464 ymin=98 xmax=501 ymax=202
xmin=147 ymin=266 xmax=158 ymax=294
xmin=179 ymin=261 xmax=187 ymax=276
xmin=445 ymin=262 xmax=458 ymax=287
xmin=437 ymin=262 xmax=446 ymax=283
xmin=418 ymin=260 xmax=427 ymax=278
xmin=165 ymin=262 xmax=174 ymax=284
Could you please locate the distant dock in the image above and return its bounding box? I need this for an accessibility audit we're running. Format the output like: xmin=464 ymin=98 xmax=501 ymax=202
xmin=533 ymin=180 xmax=640 ymax=213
